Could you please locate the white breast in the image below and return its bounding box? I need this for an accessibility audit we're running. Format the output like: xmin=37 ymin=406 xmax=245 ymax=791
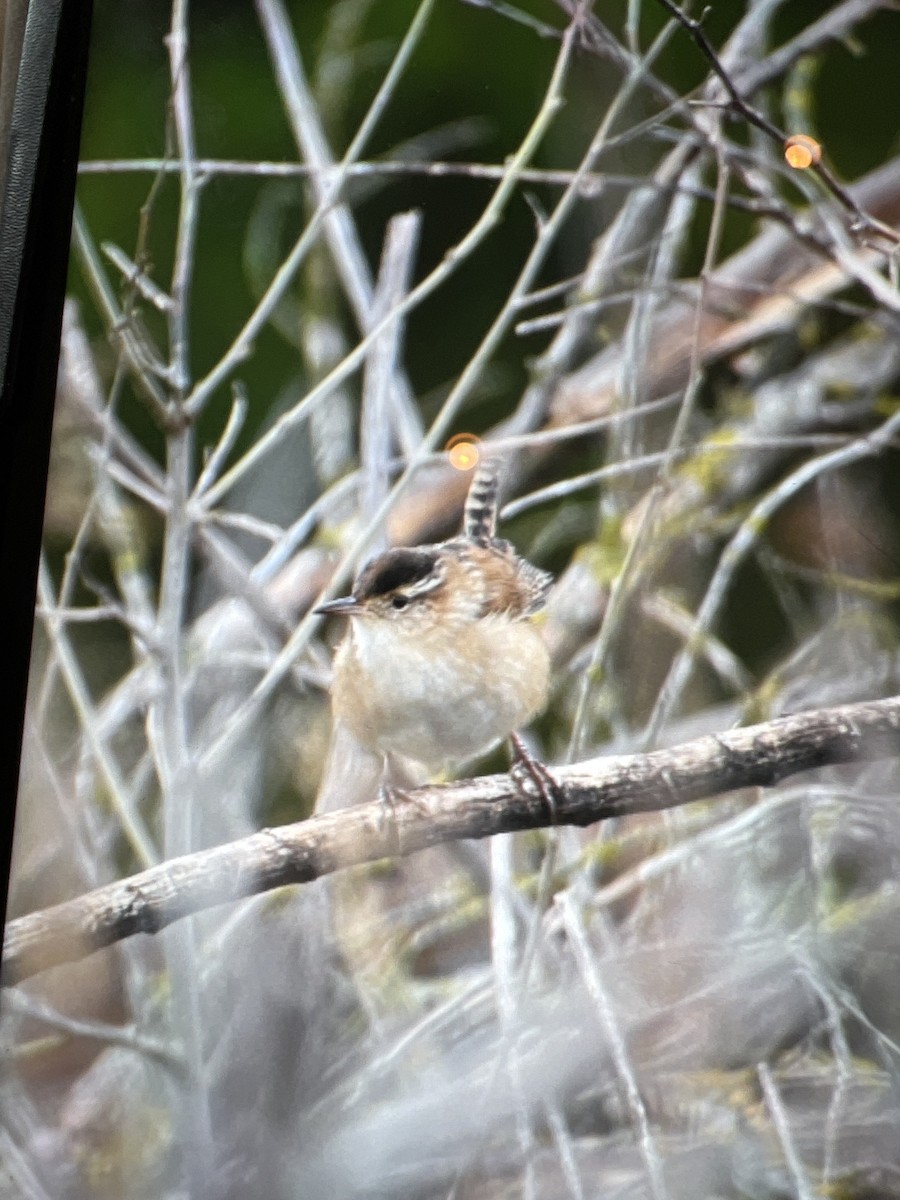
xmin=337 ymin=616 xmax=549 ymax=770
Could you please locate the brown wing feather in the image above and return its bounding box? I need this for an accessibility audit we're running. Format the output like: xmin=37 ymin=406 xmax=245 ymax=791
xmin=513 ymin=556 xmax=553 ymax=615
xmin=460 ymin=542 xmax=552 ymax=619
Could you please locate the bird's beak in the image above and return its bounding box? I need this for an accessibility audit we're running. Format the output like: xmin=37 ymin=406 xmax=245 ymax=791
xmin=314 ymin=595 xmax=362 ymax=616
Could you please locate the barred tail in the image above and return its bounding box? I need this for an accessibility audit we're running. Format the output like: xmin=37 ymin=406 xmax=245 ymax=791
xmin=464 ymin=457 xmax=501 ymax=543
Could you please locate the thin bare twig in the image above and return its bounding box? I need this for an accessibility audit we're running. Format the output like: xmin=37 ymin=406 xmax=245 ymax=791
xmin=644 ymin=405 xmax=900 ymax=745
xmin=655 ymin=0 xmax=900 ymax=245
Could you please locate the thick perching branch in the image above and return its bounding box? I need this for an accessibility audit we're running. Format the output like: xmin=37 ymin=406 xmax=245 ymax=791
xmin=5 ymin=695 xmax=900 ymax=986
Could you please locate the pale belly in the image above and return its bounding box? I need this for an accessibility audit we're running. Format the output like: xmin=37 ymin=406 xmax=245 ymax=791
xmin=333 ymin=616 xmax=550 ymax=770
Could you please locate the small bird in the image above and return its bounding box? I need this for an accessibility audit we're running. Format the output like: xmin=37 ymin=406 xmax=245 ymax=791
xmin=315 ymin=460 xmax=552 ymax=784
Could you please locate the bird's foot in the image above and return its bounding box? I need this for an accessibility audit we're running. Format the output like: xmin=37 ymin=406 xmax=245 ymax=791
xmin=376 ymin=782 xmax=406 ymax=854
xmin=509 ymin=732 xmax=561 ymax=826
xmin=376 ymin=780 xmax=434 ymax=854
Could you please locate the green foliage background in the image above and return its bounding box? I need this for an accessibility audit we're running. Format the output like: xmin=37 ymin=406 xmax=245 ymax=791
xmin=73 ymin=0 xmax=900 ymax=468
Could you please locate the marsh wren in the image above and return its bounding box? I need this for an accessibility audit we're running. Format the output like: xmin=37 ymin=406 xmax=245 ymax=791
xmin=315 ymin=461 xmax=552 ymax=779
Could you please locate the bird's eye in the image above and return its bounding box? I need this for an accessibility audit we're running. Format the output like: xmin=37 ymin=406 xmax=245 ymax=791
xmin=390 ymin=594 xmax=409 ymax=610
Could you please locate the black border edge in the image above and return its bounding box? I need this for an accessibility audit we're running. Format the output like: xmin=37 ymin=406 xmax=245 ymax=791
xmin=0 ymin=0 xmax=94 ymax=955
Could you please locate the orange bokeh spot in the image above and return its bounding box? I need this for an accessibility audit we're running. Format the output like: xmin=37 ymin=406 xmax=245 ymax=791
xmin=446 ymin=433 xmax=481 ymax=471
xmin=784 ymin=134 xmax=821 ymax=170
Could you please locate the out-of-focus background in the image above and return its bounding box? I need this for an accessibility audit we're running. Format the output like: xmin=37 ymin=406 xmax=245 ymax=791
xmin=4 ymin=1 xmax=900 ymax=1196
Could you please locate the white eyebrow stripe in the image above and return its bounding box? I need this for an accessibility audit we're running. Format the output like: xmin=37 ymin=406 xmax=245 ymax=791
xmin=403 ymin=569 xmax=444 ymax=598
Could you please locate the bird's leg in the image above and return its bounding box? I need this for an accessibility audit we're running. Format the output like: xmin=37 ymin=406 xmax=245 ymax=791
xmin=376 ymin=754 xmax=434 ymax=851
xmin=509 ymin=732 xmax=560 ymax=826
xmin=375 ymin=780 xmax=405 ymax=856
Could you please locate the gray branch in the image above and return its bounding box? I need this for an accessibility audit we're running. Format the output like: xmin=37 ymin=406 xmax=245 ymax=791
xmin=5 ymin=695 xmax=900 ymax=985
